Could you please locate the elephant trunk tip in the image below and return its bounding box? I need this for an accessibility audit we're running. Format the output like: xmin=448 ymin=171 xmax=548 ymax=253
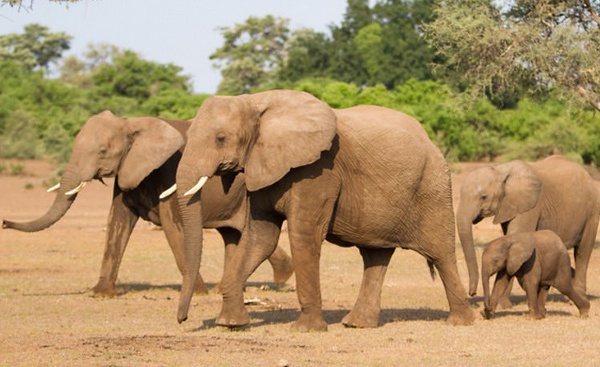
xmin=2 ymin=220 xmax=9 ymax=229
xmin=177 ymin=312 xmax=188 ymax=324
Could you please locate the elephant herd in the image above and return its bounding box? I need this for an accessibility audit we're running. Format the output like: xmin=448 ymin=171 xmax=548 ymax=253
xmin=3 ymin=90 xmax=598 ymax=331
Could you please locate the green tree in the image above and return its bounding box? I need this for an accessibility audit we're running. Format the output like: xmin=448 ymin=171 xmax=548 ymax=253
xmin=211 ymin=15 xmax=290 ymax=95
xmin=426 ymin=0 xmax=600 ymax=111
xmin=0 ymin=23 xmax=71 ymax=70
xmin=91 ymin=50 xmax=191 ymax=100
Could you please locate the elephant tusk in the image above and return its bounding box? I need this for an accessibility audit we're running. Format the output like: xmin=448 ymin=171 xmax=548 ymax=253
xmin=46 ymin=183 xmax=60 ymax=193
xmin=65 ymin=181 xmax=89 ymax=196
xmin=184 ymin=176 xmax=209 ymax=197
xmin=159 ymin=184 xmax=177 ymax=200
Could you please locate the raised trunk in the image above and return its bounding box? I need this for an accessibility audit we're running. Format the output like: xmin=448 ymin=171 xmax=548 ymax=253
xmin=176 ymin=172 xmax=204 ymax=324
xmin=2 ymin=169 xmax=80 ymax=232
xmin=456 ymin=201 xmax=480 ymax=296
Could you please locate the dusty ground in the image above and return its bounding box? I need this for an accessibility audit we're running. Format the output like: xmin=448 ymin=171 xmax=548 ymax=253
xmin=1 ymin=159 xmax=600 ymax=366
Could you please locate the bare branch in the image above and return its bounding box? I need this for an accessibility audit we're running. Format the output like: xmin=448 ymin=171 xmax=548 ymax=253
xmin=577 ymin=85 xmax=600 ymax=111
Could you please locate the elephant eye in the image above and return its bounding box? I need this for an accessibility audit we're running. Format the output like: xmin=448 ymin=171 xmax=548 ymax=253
xmin=480 ymin=194 xmax=488 ymax=201
xmin=215 ymin=134 xmax=226 ymax=145
xmin=99 ymin=147 xmax=108 ymax=156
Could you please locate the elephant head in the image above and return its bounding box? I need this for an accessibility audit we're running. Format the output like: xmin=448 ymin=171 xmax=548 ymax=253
xmin=175 ymin=90 xmax=337 ymax=323
xmin=456 ymin=160 xmax=541 ymax=296
xmin=2 ymin=110 xmax=184 ymax=232
xmin=481 ymin=234 xmax=535 ymax=313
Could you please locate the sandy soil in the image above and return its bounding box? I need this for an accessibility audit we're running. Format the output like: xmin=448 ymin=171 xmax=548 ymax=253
xmin=1 ymin=159 xmax=600 ymax=366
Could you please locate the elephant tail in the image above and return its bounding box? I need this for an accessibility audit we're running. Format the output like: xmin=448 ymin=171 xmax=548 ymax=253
xmin=427 ymin=259 xmax=436 ymax=281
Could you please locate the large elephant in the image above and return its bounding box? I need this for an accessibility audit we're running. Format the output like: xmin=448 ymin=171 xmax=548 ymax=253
xmin=173 ymin=90 xmax=474 ymax=331
xmin=457 ymin=155 xmax=600 ymax=298
xmin=2 ymin=111 xmax=293 ymax=296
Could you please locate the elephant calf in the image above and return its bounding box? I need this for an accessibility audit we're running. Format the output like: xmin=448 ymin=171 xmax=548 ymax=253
xmin=481 ymin=230 xmax=589 ymax=320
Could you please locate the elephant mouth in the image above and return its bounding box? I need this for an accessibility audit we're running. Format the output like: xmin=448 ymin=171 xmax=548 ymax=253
xmin=216 ymin=161 xmax=241 ymax=174
xmin=473 ymin=214 xmax=484 ymax=224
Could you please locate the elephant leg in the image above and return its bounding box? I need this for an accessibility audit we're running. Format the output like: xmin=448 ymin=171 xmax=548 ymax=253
xmin=498 ymin=277 xmax=515 ymax=309
xmin=537 ymin=285 xmax=550 ymax=318
xmin=216 ymin=211 xmax=283 ymax=328
xmin=342 ymin=247 xmax=395 ymax=328
xmin=553 ymin=263 xmax=590 ymax=318
xmin=572 ymin=216 xmax=599 ymax=294
xmin=158 ymin=199 xmax=208 ymax=295
xmin=93 ymin=192 xmax=139 ymax=297
xmin=431 ymin=255 xmax=475 ymax=325
xmin=213 ymin=227 xmax=241 ymax=294
xmin=523 ymin=280 xmax=544 ymax=320
xmin=267 ymin=244 xmax=294 ymax=284
xmin=486 ymin=271 xmax=511 ymax=318
xmin=287 ymin=219 xmax=329 ymax=332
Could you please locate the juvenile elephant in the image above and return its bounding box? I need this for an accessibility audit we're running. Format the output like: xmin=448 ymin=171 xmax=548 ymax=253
xmin=481 ymin=230 xmax=590 ymax=320
xmin=2 ymin=111 xmax=293 ymax=296
xmin=457 ymin=155 xmax=600 ymax=298
xmin=173 ymin=90 xmax=474 ymax=331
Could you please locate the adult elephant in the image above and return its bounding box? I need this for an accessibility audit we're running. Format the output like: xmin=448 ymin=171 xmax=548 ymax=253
xmin=2 ymin=111 xmax=293 ymax=296
xmin=457 ymin=155 xmax=600 ymax=298
xmin=173 ymin=90 xmax=474 ymax=331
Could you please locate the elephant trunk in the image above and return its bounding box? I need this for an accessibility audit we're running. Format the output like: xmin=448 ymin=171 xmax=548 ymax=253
xmin=456 ymin=201 xmax=480 ymax=296
xmin=176 ymin=170 xmax=205 ymax=324
xmin=2 ymin=168 xmax=81 ymax=232
xmin=481 ymin=267 xmax=493 ymax=318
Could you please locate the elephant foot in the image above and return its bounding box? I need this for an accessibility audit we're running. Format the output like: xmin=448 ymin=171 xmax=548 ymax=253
xmin=341 ymin=310 xmax=379 ymax=328
xmin=272 ymin=261 xmax=294 ymax=284
xmin=290 ymin=313 xmax=328 ymax=332
xmin=481 ymin=308 xmax=494 ymax=320
xmin=193 ymin=280 xmax=210 ymax=295
xmin=526 ymin=311 xmax=544 ymax=320
xmin=446 ymin=306 xmax=475 ymax=325
xmin=579 ymin=308 xmax=590 ymax=319
xmin=498 ymin=296 xmax=513 ymax=310
xmin=91 ymin=281 xmax=117 ymax=297
xmin=216 ymin=303 xmax=250 ymax=328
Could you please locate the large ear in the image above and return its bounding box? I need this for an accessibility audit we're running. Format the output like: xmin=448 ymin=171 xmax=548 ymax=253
xmin=244 ymin=90 xmax=337 ymax=191
xmin=506 ymin=237 xmax=535 ymax=275
xmin=117 ymin=117 xmax=184 ymax=190
xmin=493 ymin=160 xmax=542 ymax=224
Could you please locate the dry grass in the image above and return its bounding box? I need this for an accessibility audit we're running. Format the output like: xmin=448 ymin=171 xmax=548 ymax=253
xmin=1 ymin=160 xmax=600 ymax=366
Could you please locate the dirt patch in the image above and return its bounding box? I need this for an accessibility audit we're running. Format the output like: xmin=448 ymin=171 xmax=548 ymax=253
xmin=1 ymin=159 xmax=600 ymax=366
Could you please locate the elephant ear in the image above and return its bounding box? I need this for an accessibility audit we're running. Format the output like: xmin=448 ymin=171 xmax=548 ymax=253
xmin=244 ymin=90 xmax=337 ymax=191
xmin=117 ymin=117 xmax=184 ymax=191
xmin=493 ymin=161 xmax=542 ymax=224
xmin=506 ymin=238 xmax=535 ymax=276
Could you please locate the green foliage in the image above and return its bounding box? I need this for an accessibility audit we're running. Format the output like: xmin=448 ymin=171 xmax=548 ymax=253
xmin=0 ymin=24 xmax=71 ymax=70
xmin=211 ymin=15 xmax=290 ymax=95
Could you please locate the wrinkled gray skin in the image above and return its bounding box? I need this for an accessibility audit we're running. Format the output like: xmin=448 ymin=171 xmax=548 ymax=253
xmin=2 ymin=111 xmax=293 ymax=296
xmin=481 ymin=230 xmax=590 ymax=320
xmin=457 ymin=155 xmax=600 ymax=300
xmin=175 ymin=90 xmax=474 ymax=331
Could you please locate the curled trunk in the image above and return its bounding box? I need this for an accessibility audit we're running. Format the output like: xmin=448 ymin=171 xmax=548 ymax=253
xmin=2 ymin=169 xmax=80 ymax=232
xmin=456 ymin=201 xmax=480 ymax=296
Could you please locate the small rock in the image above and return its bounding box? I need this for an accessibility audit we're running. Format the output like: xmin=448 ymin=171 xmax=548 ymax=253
xmin=277 ymin=358 xmax=289 ymax=367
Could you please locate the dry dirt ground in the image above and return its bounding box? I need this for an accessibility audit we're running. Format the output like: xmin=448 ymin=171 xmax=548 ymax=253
xmin=2 ymin=159 xmax=600 ymax=366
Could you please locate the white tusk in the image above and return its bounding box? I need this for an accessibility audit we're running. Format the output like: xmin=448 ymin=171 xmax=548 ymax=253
xmin=184 ymin=176 xmax=209 ymax=197
xmin=46 ymin=183 xmax=60 ymax=193
xmin=159 ymin=184 xmax=177 ymax=200
xmin=65 ymin=181 xmax=89 ymax=196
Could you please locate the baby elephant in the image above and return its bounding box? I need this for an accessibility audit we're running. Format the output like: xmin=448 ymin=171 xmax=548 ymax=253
xmin=481 ymin=230 xmax=589 ymax=320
